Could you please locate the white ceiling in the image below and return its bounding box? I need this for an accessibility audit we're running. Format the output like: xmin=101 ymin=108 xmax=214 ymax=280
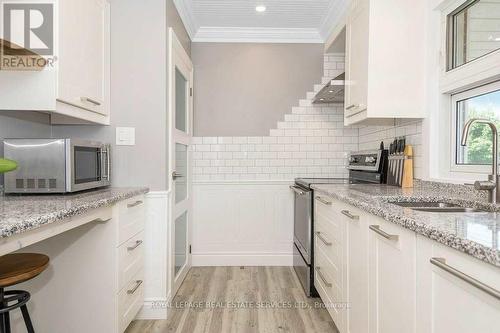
xmin=173 ymin=0 xmax=349 ymax=43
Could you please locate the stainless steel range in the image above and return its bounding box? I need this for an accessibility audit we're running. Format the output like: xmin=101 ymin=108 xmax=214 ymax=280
xmin=292 ymin=148 xmax=388 ymax=296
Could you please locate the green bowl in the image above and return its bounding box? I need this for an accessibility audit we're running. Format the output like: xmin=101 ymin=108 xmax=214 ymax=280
xmin=0 ymin=158 xmax=18 ymax=173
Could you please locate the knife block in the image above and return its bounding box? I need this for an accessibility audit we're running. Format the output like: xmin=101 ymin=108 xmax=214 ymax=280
xmin=401 ymin=145 xmax=413 ymax=188
xmin=387 ymin=145 xmax=413 ymax=187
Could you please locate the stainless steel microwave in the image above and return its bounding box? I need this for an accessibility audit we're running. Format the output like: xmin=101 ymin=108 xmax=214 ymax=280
xmin=3 ymin=138 xmax=111 ymax=193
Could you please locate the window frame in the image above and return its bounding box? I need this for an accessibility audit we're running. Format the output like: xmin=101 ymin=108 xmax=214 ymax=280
xmin=445 ymin=0 xmax=500 ymax=71
xmin=450 ymin=81 xmax=500 ymax=174
xmin=433 ymin=0 xmax=500 ymax=181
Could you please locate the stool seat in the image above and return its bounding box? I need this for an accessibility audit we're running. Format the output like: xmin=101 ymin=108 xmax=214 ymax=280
xmin=0 ymin=254 xmax=49 ymax=288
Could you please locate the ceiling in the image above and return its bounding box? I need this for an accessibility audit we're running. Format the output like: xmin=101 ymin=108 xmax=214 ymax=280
xmin=173 ymin=0 xmax=349 ymax=43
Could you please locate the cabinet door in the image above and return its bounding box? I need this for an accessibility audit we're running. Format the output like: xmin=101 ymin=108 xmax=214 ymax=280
xmin=368 ymin=218 xmax=416 ymax=333
xmin=58 ymin=0 xmax=109 ymax=115
xmin=343 ymin=205 xmax=369 ymax=333
xmin=345 ymin=0 xmax=369 ymax=120
xmin=417 ymin=236 xmax=500 ymax=333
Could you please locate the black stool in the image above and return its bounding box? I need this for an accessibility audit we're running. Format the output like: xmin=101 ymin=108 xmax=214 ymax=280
xmin=0 ymin=253 xmax=49 ymax=333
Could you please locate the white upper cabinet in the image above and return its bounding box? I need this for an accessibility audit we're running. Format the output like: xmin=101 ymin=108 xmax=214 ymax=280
xmin=0 ymin=0 xmax=110 ymax=124
xmin=344 ymin=0 xmax=427 ymax=125
xmin=344 ymin=0 xmax=369 ymax=120
xmin=57 ymin=0 xmax=109 ymax=117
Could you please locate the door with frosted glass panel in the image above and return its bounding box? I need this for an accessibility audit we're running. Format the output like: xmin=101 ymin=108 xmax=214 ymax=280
xmin=169 ymin=28 xmax=193 ymax=296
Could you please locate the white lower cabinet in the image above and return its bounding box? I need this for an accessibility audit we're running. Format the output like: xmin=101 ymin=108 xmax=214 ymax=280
xmin=116 ymin=195 xmax=145 ymax=332
xmin=314 ymin=195 xmax=347 ymax=332
xmin=416 ymin=235 xmax=500 ymax=333
xmin=368 ymin=218 xmax=416 ymax=333
xmin=343 ymin=205 xmax=369 ymax=333
xmin=312 ymin=194 xmax=499 ymax=333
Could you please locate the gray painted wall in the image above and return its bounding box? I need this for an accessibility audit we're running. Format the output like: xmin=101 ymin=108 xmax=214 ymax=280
xmin=191 ymin=43 xmax=324 ymax=136
xmin=167 ymin=0 xmax=191 ymax=56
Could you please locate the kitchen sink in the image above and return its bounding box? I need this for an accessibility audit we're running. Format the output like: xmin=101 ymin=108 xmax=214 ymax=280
xmin=391 ymin=201 xmax=487 ymax=213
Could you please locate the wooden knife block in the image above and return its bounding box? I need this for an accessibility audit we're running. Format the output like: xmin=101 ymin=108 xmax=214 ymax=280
xmin=401 ymin=145 xmax=413 ymax=188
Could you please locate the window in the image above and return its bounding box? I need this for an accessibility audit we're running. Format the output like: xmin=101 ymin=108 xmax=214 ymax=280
xmin=454 ymin=81 xmax=500 ymax=166
xmin=447 ymin=0 xmax=500 ymax=70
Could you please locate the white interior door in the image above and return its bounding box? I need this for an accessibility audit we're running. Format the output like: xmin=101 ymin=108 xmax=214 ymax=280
xmin=168 ymin=28 xmax=193 ymax=296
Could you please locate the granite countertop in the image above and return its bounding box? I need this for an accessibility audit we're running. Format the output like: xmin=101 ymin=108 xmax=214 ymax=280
xmin=311 ymin=181 xmax=500 ymax=268
xmin=0 ymin=187 xmax=149 ymax=238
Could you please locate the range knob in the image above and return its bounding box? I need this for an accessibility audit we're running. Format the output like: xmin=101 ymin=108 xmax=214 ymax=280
xmin=349 ymin=156 xmax=358 ymax=163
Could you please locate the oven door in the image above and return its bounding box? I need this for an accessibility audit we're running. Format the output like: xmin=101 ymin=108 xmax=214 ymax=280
xmin=68 ymin=139 xmax=110 ymax=192
xmin=291 ymin=184 xmax=312 ymax=264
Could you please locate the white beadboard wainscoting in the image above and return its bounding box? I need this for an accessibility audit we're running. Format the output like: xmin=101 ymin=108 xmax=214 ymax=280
xmin=192 ymin=181 xmax=294 ymax=266
xmin=137 ymin=191 xmax=170 ymax=320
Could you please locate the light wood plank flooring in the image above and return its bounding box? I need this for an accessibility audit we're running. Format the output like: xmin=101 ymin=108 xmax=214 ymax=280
xmin=126 ymin=266 xmax=338 ymax=333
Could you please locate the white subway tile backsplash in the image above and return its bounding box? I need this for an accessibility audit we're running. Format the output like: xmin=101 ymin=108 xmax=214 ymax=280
xmin=192 ymin=55 xmax=422 ymax=182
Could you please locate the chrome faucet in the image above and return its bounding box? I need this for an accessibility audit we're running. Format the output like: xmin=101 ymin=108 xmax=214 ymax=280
xmin=461 ymin=118 xmax=499 ymax=204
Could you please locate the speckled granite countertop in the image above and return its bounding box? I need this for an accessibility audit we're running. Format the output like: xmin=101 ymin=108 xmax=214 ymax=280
xmin=0 ymin=187 xmax=149 ymax=238
xmin=311 ymin=181 xmax=500 ymax=268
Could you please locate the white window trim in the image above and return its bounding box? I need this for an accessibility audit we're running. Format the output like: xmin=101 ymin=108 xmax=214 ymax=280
xmin=433 ymin=0 xmax=500 ymax=182
xmin=449 ymin=81 xmax=500 ymax=174
xmin=438 ymin=0 xmax=500 ymax=95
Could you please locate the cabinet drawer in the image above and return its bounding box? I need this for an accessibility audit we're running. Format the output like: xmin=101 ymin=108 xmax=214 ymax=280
xmin=118 ymin=231 xmax=144 ymax=292
xmin=315 ymin=195 xmax=337 ymax=221
xmin=118 ymin=270 xmax=144 ymax=333
xmin=315 ymin=245 xmax=343 ymax=328
xmin=118 ymin=195 xmax=145 ymax=245
xmin=315 ymin=244 xmax=342 ymax=304
xmin=315 ymin=212 xmax=341 ymax=266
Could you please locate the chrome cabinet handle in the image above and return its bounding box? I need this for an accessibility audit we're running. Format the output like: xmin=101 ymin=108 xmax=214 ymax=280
xmin=127 ymin=200 xmax=143 ymax=208
xmin=346 ymin=104 xmax=359 ymax=110
xmin=430 ymin=258 xmax=500 ymax=301
xmin=316 ymin=232 xmax=332 ymax=246
xmin=315 ymin=196 xmax=332 ymax=205
xmin=127 ymin=280 xmax=143 ymax=294
xmin=369 ymin=225 xmax=399 ymax=241
xmin=289 ymin=185 xmax=305 ymax=195
xmin=80 ymin=96 xmax=101 ymax=106
xmin=315 ymin=267 xmax=332 ymax=288
xmin=127 ymin=240 xmax=143 ymax=251
xmin=172 ymin=171 xmax=184 ymax=180
xmin=341 ymin=210 xmax=359 ymax=220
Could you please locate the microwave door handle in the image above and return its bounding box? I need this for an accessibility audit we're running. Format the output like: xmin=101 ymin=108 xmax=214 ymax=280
xmin=100 ymin=147 xmax=110 ymax=181
xmin=107 ymin=147 xmax=111 ymax=181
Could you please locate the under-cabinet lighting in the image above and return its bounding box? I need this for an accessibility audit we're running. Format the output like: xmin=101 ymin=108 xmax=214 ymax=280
xmin=256 ymin=5 xmax=266 ymax=12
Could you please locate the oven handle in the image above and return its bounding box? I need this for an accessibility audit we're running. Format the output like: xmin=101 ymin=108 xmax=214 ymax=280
xmin=290 ymin=185 xmax=306 ymax=196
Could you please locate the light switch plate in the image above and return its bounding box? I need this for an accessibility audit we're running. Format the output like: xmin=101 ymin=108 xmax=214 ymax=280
xmin=116 ymin=127 xmax=135 ymax=146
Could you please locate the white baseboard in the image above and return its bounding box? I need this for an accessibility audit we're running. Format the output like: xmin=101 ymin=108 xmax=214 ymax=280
xmin=192 ymin=254 xmax=293 ymax=266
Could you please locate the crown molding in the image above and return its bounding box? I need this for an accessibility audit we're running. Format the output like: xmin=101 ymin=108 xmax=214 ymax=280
xmin=172 ymin=0 xmax=198 ymax=39
xmin=319 ymin=0 xmax=350 ymax=40
xmin=192 ymin=27 xmax=324 ymax=43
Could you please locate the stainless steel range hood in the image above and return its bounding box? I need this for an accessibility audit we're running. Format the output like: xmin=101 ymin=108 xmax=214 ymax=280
xmin=312 ymin=72 xmax=345 ymax=104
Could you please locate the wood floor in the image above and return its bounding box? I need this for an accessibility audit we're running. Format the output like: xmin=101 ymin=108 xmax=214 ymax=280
xmin=126 ymin=266 xmax=339 ymax=333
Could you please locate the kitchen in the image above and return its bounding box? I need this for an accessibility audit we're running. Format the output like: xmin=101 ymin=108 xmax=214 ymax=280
xmin=0 ymin=0 xmax=499 ymax=332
